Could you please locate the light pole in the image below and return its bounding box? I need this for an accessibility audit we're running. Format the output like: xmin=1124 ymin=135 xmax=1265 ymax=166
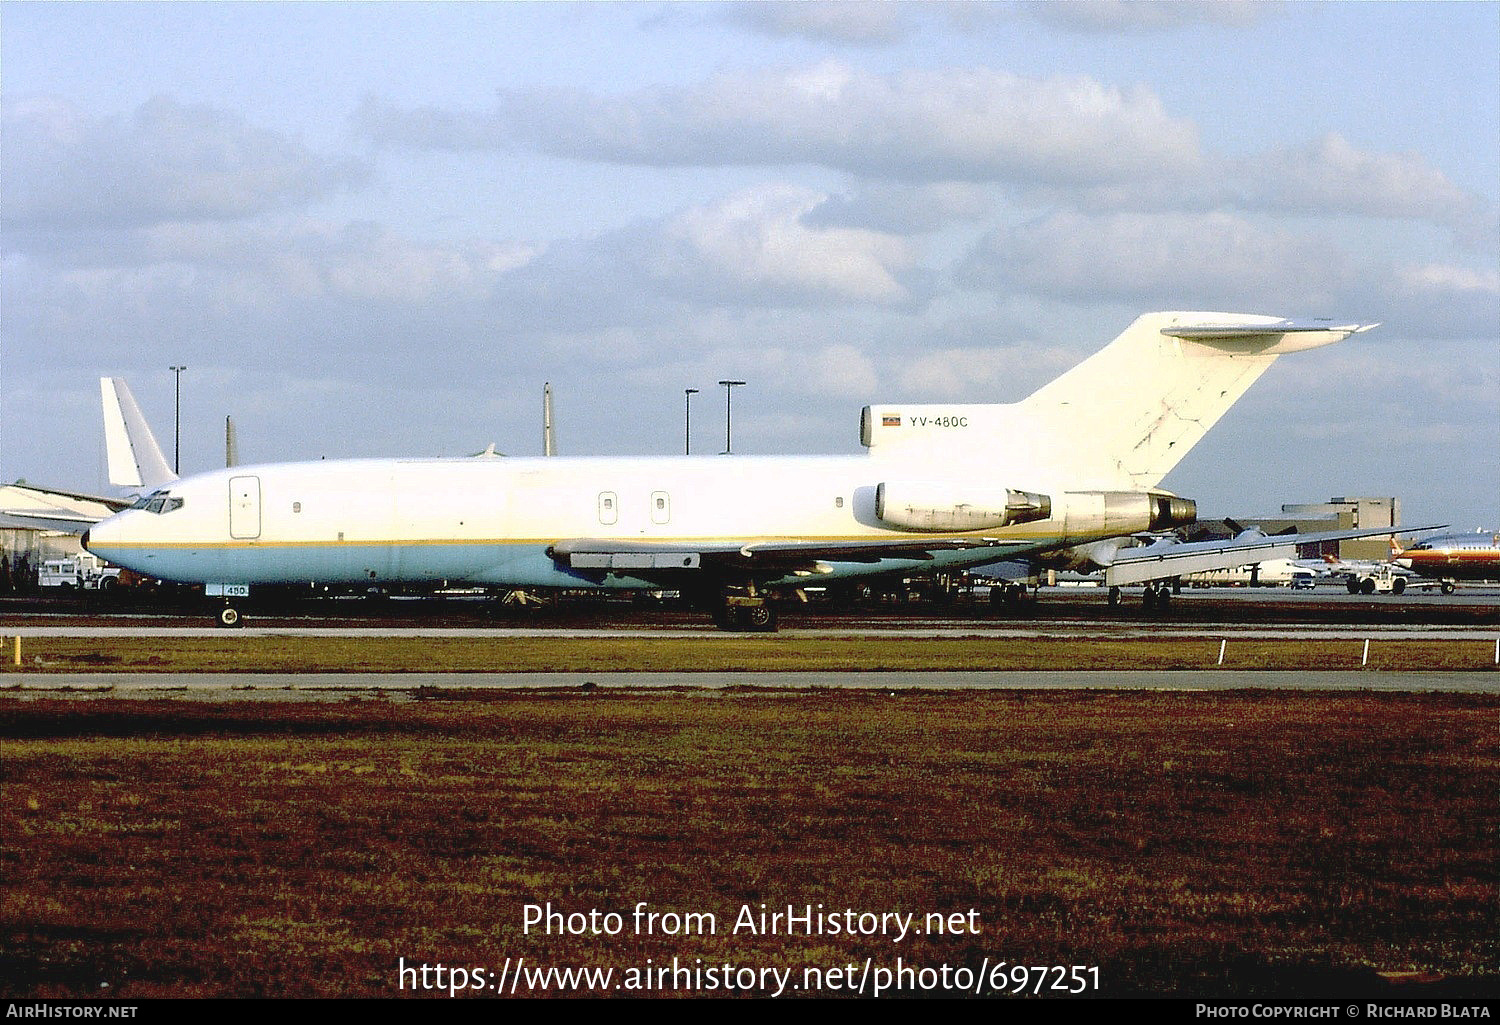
xmin=169 ymin=365 xmax=187 ymax=474
xmin=684 ymin=388 xmax=699 ymax=455
xmin=718 ymin=380 xmax=745 ymax=454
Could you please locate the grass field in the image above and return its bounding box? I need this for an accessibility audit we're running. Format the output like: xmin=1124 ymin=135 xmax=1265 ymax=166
xmin=5 ymin=632 xmax=1500 ymax=673
xmin=2 ymin=689 xmax=1496 ymax=998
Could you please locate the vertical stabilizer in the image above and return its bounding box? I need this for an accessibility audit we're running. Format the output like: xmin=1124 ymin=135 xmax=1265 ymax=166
xmin=101 ymin=378 xmax=177 ymax=489
xmin=1017 ymin=313 xmax=1373 ymax=488
xmin=861 ymin=312 xmax=1372 ymax=490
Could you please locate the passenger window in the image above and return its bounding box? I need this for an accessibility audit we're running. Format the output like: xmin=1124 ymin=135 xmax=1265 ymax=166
xmin=598 ymin=492 xmax=618 ymax=526
xmin=651 ymin=491 xmax=670 ymax=525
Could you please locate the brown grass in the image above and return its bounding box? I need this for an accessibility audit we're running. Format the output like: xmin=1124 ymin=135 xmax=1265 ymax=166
xmin=2 ymin=690 xmax=1496 ymax=998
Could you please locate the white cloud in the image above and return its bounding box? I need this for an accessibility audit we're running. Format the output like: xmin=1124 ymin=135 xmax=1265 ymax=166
xmin=1021 ymin=0 xmax=1272 ymax=34
xmin=722 ymin=1 xmax=917 ymax=46
xmin=960 ymin=210 xmax=1354 ymax=307
xmin=650 ymin=185 xmax=918 ymax=304
xmin=894 ymin=345 xmax=1079 ymax=400
xmin=1 ymin=217 xmax=540 ymax=379
xmin=1242 ymin=134 xmax=1489 ymax=231
xmin=1373 ymin=261 xmax=1500 ymax=339
xmin=1395 ymin=263 xmax=1500 ymax=296
xmin=801 ymin=182 xmax=993 ymax=233
xmin=2 ymin=96 xmax=366 ymax=230
xmin=355 ymin=62 xmax=1493 ymax=242
xmin=359 ymin=62 xmax=1205 ymax=187
xmin=1041 ymin=134 xmax=1493 ymax=240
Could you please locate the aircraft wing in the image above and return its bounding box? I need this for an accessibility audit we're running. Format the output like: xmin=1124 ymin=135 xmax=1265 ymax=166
xmin=0 ymin=487 xmax=130 ymax=534
xmin=0 ymin=509 xmax=109 ymax=534
xmin=550 ymin=536 xmax=1032 ymax=579
xmin=1101 ymin=524 xmax=1446 ymax=586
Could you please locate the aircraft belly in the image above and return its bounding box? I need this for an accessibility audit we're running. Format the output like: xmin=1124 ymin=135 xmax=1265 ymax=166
xmin=102 ymin=541 xmax=574 ymax=588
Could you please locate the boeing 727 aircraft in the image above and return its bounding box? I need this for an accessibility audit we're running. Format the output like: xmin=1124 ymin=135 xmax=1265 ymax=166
xmin=84 ymin=312 xmax=1407 ymax=629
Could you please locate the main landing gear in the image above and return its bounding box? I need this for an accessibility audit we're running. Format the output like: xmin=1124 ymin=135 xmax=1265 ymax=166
xmin=1108 ymin=582 xmax=1175 ymax=612
xmin=1141 ymin=582 xmax=1173 ymax=611
xmin=989 ymin=582 xmax=1033 ymax=609
xmin=711 ymin=588 xmax=779 ymax=632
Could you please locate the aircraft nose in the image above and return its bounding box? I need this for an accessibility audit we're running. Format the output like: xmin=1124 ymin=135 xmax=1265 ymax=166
xmin=81 ymin=529 xmax=91 ymax=551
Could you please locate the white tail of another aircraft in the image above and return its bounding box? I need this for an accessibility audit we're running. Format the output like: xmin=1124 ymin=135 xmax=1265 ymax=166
xmin=101 ymin=377 xmax=176 ymax=490
xmin=862 ymin=312 xmax=1376 ymax=490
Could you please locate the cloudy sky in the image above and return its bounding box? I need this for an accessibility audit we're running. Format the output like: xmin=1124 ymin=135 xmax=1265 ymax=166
xmin=3 ymin=1 xmax=1496 ymax=530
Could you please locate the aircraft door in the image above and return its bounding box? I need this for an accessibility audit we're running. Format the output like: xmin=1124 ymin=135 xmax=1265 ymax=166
xmin=229 ymin=475 xmax=262 ymax=539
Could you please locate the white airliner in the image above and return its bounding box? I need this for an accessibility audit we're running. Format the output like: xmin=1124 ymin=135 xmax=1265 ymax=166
xmin=83 ymin=311 xmax=1416 ymax=629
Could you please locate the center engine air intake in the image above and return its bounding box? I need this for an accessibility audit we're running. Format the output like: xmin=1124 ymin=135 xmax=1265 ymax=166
xmin=875 ymin=482 xmax=1052 ymax=533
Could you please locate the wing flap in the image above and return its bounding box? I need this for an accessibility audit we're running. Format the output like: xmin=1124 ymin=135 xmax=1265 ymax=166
xmin=550 ymin=536 xmax=1015 ymax=578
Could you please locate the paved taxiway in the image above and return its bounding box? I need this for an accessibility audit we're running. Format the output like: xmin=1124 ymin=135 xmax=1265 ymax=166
xmin=5 ymin=670 xmax=1497 ymax=700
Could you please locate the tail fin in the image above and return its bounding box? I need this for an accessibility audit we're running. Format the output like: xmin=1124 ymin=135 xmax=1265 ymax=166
xmin=1017 ymin=313 xmax=1374 ymax=489
xmin=101 ymin=378 xmax=176 ymax=489
xmin=862 ymin=312 xmax=1374 ymax=489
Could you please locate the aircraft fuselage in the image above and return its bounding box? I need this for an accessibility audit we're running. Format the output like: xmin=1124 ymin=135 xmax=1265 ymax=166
xmin=82 ymin=453 xmax=1167 ymax=591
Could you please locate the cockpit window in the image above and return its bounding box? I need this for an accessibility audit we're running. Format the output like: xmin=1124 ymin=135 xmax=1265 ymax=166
xmin=132 ymin=492 xmax=184 ymax=514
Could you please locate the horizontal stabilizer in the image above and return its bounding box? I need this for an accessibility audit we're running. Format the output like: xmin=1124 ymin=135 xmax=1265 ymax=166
xmin=102 ymin=378 xmax=176 ymax=490
xmin=1161 ymin=319 xmax=1378 ymax=346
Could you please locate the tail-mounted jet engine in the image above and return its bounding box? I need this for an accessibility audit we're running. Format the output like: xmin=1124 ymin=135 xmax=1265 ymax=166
xmin=875 ymin=482 xmax=1052 ymax=532
xmin=1058 ymin=491 xmax=1197 ymax=535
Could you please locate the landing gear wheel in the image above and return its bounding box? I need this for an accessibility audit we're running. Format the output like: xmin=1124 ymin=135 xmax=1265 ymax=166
xmin=1107 ymin=586 xmax=1122 ymax=607
xmin=1441 ymin=581 xmax=1456 ymax=595
xmin=736 ymin=603 xmax=777 ymax=633
xmin=989 ymin=583 xmax=1028 ymax=610
xmin=217 ymin=605 xmax=243 ymax=629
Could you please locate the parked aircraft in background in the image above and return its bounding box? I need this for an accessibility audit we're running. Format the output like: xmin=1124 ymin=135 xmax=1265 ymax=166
xmin=1182 ymin=557 xmax=1326 ymax=588
xmin=1391 ymin=532 xmax=1500 ymax=593
xmin=85 ymin=312 xmax=1416 ymax=629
